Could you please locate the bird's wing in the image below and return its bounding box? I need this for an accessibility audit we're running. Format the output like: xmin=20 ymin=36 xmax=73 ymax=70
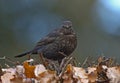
xmin=35 ymin=28 xmax=62 ymax=47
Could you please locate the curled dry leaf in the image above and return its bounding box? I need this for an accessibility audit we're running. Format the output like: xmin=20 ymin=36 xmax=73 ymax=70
xmin=62 ymin=64 xmax=74 ymax=83
xmin=107 ymin=66 xmax=120 ymax=83
xmin=2 ymin=68 xmax=16 ymax=75
xmin=34 ymin=64 xmax=46 ymax=77
xmin=87 ymin=67 xmax=97 ymax=83
xmin=23 ymin=61 xmax=36 ymax=78
xmin=73 ymin=67 xmax=87 ymax=79
xmin=16 ymin=65 xmax=24 ymax=78
xmin=96 ymin=64 xmax=109 ymax=82
xmin=73 ymin=67 xmax=88 ymax=83
xmin=1 ymin=73 xmax=14 ymax=83
xmin=36 ymin=70 xmax=57 ymax=83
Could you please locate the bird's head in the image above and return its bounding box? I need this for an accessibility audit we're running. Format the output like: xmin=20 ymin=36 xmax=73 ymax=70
xmin=62 ymin=21 xmax=72 ymax=29
xmin=61 ymin=21 xmax=75 ymax=35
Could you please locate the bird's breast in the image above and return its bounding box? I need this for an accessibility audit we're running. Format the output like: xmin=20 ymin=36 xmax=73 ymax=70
xmin=58 ymin=34 xmax=77 ymax=55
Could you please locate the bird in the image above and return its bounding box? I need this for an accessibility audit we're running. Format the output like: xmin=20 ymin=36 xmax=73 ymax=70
xmin=15 ymin=21 xmax=77 ymax=63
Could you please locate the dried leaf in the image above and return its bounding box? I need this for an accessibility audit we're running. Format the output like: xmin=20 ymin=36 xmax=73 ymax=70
xmin=73 ymin=67 xmax=88 ymax=78
xmin=36 ymin=70 xmax=57 ymax=83
xmin=34 ymin=64 xmax=46 ymax=77
xmin=16 ymin=65 xmax=24 ymax=78
xmin=1 ymin=73 xmax=14 ymax=83
xmin=23 ymin=61 xmax=36 ymax=78
xmin=107 ymin=66 xmax=120 ymax=83
xmin=96 ymin=64 xmax=109 ymax=82
xmin=66 ymin=64 xmax=73 ymax=74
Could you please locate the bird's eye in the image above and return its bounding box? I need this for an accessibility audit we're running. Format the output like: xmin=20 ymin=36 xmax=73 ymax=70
xmin=63 ymin=25 xmax=71 ymax=29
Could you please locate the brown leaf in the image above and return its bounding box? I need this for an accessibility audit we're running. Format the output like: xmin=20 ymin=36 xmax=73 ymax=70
xmin=36 ymin=70 xmax=57 ymax=83
xmin=34 ymin=64 xmax=46 ymax=77
xmin=107 ymin=66 xmax=120 ymax=83
xmin=1 ymin=73 xmax=14 ymax=83
xmin=23 ymin=61 xmax=36 ymax=78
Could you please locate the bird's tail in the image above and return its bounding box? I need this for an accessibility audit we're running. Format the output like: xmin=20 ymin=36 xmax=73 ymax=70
xmin=15 ymin=51 xmax=32 ymax=58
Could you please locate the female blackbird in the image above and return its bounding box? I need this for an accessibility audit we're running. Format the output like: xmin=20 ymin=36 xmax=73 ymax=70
xmin=15 ymin=21 xmax=77 ymax=62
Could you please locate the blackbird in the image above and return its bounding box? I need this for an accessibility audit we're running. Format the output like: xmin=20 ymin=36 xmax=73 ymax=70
xmin=15 ymin=21 xmax=77 ymax=62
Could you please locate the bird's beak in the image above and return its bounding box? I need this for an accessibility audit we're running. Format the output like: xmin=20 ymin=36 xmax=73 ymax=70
xmin=66 ymin=25 xmax=70 ymax=28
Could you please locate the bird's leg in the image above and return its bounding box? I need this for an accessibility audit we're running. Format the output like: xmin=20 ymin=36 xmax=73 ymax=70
xmin=39 ymin=53 xmax=59 ymax=72
xmin=72 ymin=57 xmax=79 ymax=66
xmin=59 ymin=57 xmax=67 ymax=70
xmin=27 ymin=54 xmax=31 ymax=60
xmin=47 ymin=60 xmax=60 ymax=73
xmin=39 ymin=53 xmax=48 ymax=69
xmin=59 ymin=57 xmax=73 ymax=78
xmin=58 ymin=52 xmax=69 ymax=74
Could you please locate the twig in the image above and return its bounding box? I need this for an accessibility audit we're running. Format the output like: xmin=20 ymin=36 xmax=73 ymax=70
xmin=81 ymin=56 xmax=90 ymax=67
xmin=59 ymin=57 xmax=73 ymax=78
xmin=0 ymin=56 xmax=5 ymax=59
xmin=0 ymin=56 xmax=17 ymax=65
xmin=59 ymin=57 xmax=67 ymax=69
xmin=5 ymin=57 xmax=17 ymax=64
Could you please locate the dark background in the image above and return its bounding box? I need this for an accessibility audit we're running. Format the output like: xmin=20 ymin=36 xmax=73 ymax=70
xmin=0 ymin=0 xmax=120 ymax=65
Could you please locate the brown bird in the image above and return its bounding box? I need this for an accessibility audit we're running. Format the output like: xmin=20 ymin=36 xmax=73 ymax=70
xmin=15 ymin=21 xmax=77 ymax=63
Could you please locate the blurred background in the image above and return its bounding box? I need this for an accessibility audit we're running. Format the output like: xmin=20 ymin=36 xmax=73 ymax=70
xmin=0 ymin=0 xmax=120 ymax=65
